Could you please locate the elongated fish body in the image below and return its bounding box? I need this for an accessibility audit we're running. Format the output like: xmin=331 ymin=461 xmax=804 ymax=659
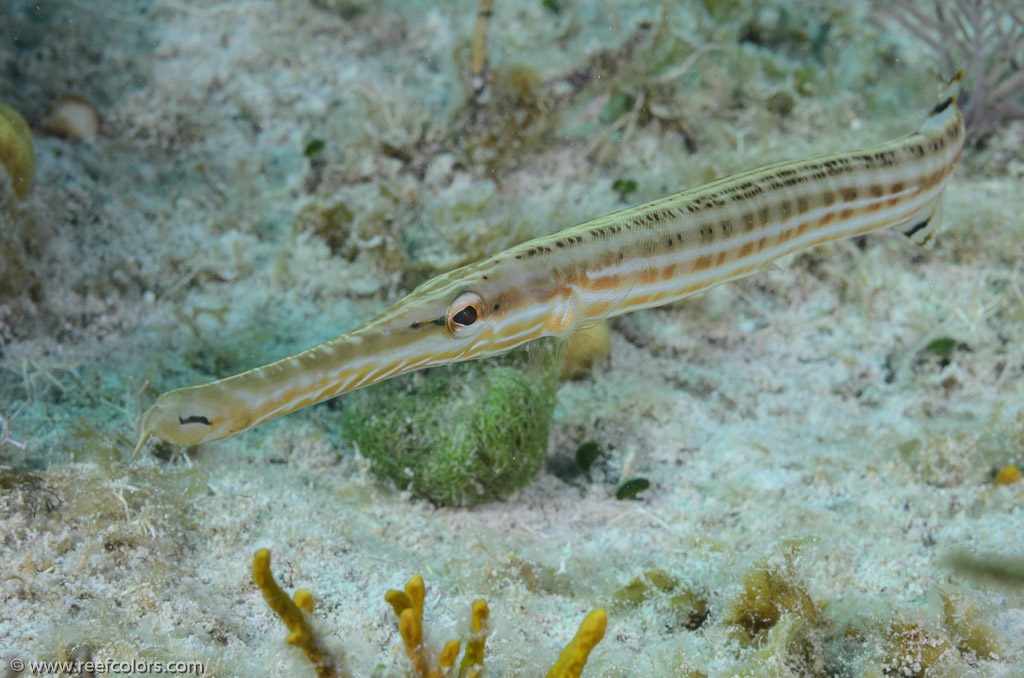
xmin=135 ymin=72 xmax=965 ymax=453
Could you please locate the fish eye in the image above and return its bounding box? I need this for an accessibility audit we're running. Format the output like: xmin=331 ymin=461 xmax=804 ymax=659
xmin=179 ymin=414 xmax=213 ymax=427
xmin=447 ymin=291 xmax=484 ymax=334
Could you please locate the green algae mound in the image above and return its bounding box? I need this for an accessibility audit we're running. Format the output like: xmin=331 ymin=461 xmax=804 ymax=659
xmin=339 ymin=345 xmax=558 ymax=507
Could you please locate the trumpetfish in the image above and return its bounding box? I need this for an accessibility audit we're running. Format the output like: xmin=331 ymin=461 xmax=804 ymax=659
xmin=134 ymin=71 xmax=965 ymax=455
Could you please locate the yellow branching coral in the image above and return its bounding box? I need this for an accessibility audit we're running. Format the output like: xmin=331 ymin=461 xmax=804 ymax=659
xmin=252 ymin=549 xmax=345 ymax=678
xmin=545 ymin=609 xmax=607 ymax=678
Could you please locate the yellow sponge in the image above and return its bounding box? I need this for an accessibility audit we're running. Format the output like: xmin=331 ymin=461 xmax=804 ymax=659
xmin=0 ymin=103 xmax=34 ymax=200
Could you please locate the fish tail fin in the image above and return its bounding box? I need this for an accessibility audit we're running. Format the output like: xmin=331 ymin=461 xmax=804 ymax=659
xmin=902 ymin=70 xmax=964 ymax=247
xmin=920 ymin=69 xmax=964 ymax=133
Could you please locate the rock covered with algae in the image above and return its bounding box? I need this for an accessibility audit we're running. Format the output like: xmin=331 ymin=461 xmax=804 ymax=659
xmin=338 ymin=343 xmax=559 ymax=507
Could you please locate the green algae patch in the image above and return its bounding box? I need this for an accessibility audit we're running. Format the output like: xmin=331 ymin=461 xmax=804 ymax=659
xmin=615 ymin=476 xmax=650 ymax=500
xmin=339 ymin=344 xmax=558 ymax=507
xmin=924 ymin=337 xmax=958 ymax=359
xmin=574 ymin=441 xmax=602 ymax=473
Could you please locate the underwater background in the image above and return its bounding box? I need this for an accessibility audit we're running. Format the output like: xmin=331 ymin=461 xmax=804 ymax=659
xmin=1 ymin=0 xmax=1022 ymax=675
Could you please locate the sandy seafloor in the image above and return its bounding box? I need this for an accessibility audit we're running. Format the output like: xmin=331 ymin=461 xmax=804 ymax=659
xmin=1 ymin=0 xmax=1023 ymax=676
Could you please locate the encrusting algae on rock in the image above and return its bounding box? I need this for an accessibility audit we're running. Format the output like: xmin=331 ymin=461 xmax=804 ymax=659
xmin=723 ymin=543 xmax=825 ymax=675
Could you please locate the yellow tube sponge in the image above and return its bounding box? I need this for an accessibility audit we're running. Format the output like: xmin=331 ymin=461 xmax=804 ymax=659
xmin=459 ymin=599 xmax=489 ymax=678
xmin=994 ymin=464 xmax=1021 ymax=486
xmin=544 ymin=609 xmax=607 ymax=678
xmin=0 ymin=103 xmax=34 ymax=200
xmin=399 ymin=607 xmax=428 ymax=676
xmin=386 ymin=575 xmax=494 ymax=678
xmin=387 ymin=574 xmax=429 ymax=676
xmin=294 ymin=588 xmax=315 ymax=614
xmin=438 ymin=639 xmax=461 ymax=675
xmin=252 ymin=549 xmax=345 ymax=678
